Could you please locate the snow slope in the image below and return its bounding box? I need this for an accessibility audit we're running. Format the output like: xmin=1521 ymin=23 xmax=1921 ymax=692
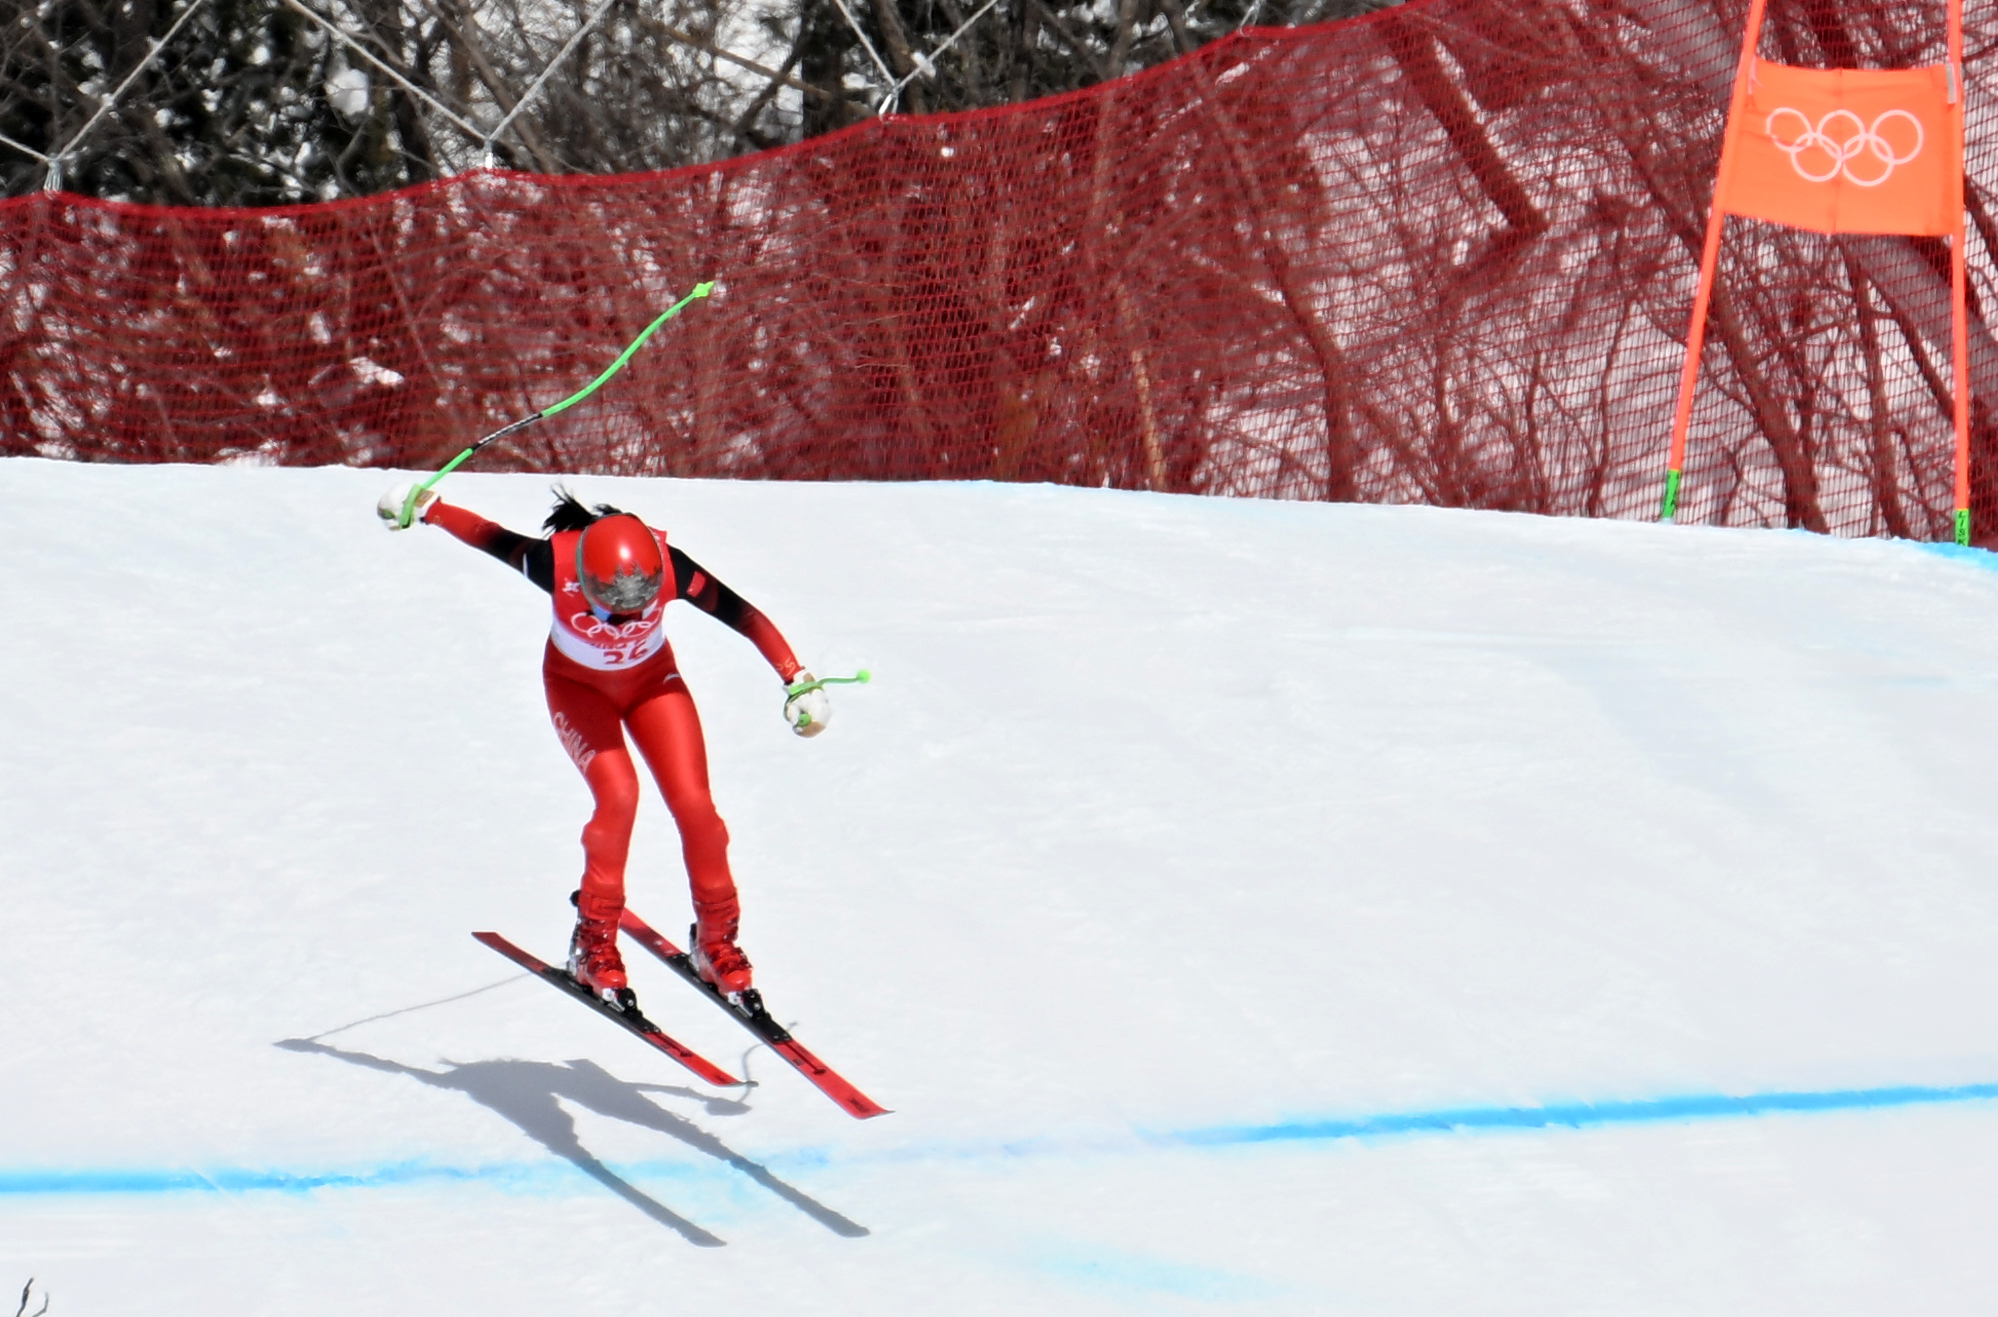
xmin=5 ymin=458 xmax=1998 ymax=1315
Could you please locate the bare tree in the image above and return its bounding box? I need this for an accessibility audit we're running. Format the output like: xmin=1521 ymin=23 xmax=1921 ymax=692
xmin=0 ymin=0 xmax=1404 ymax=203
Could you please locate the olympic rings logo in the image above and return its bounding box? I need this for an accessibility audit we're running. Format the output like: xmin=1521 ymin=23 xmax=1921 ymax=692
xmin=1766 ymin=107 xmax=1924 ymax=187
xmin=568 ymin=611 xmax=647 ymax=640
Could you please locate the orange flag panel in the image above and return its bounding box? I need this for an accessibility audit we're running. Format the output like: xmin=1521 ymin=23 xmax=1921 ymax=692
xmin=1715 ymin=61 xmax=1962 ymax=236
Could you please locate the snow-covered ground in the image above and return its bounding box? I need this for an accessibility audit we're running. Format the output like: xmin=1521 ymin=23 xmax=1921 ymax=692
xmin=6 ymin=458 xmax=1998 ymax=1314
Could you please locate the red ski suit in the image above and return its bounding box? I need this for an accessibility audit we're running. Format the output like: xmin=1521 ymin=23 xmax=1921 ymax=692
xmin=424 ymin=500 xmax=800 ymax=930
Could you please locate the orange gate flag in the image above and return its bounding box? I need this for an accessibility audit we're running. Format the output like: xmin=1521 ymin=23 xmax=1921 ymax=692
xmin=1664 ymin=0 xmax=1971 ymax=543
xmin=1715 ymin=61 xmax=1962 ymax=236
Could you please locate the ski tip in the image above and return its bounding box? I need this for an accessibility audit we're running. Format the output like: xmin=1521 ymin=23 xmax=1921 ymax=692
xmin=823 ymin=1078 xmax=891 ymax=1119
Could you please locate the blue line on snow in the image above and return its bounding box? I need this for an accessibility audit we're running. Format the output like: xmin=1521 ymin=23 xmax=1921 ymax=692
xmin=6 ymin=1080 xmax=1997 ymax=1198
xmin=1916 ymin=541 xmax=1998 ymax=569
xmin=0 ymin=1161 xmax=494 ymax=1195
xmin=1159 ymin=1081 xmax=1998 ymax=1149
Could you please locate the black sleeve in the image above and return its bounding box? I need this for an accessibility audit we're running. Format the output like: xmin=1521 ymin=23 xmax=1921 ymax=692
xmin=423 ymin=501 xmax=554 ymax=594
xmin=668 ymin=545 xmax=801 ymax=675
xmin=670 ymin=546 xmax=755 ymax=626
xmin=521 ymin=540 xmax=553 ymax=593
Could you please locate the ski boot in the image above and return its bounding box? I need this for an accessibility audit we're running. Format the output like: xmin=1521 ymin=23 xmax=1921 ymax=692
xmin=690 ymin=909 xmax=754 ymax=999
xmin=568 ymin=890 xmax=636 ymax=1011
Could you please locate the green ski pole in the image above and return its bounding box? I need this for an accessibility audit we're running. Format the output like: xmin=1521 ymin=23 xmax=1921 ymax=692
xmin=786 ymin=670 xmax=872 ymax=697
xmin=397 ymin=281 xmax=715 ymax=527
xmin=785 ymin=670 xmax=871 ymax=733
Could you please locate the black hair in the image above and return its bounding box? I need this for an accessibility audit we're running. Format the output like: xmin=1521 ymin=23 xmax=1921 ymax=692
xmin=543 ymin=485 xmax=629 ymax=533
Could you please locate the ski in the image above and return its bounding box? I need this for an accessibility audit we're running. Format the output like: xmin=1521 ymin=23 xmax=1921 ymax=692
xmin=472 ymin=931 xmax=741 ymax=1088
xmin=617 ymin=910 xmax=889 ymax=1119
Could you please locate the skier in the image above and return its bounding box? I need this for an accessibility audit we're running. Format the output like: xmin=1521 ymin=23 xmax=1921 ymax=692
xmin=376 ymin=483 xmax=831 ymax=1009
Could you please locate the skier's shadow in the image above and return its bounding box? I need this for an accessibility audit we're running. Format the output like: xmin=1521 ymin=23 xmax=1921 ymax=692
xmin=275 ymin=1038 xmax=869 ymax=1245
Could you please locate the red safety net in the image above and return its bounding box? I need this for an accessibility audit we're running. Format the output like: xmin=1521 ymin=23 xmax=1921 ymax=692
xmin=3 ymin=0 xmax=1995 ymax=537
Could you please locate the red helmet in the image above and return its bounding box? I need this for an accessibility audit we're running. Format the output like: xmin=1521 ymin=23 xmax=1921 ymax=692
xmin=575 ymin=514 xmax=665 ymax=614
